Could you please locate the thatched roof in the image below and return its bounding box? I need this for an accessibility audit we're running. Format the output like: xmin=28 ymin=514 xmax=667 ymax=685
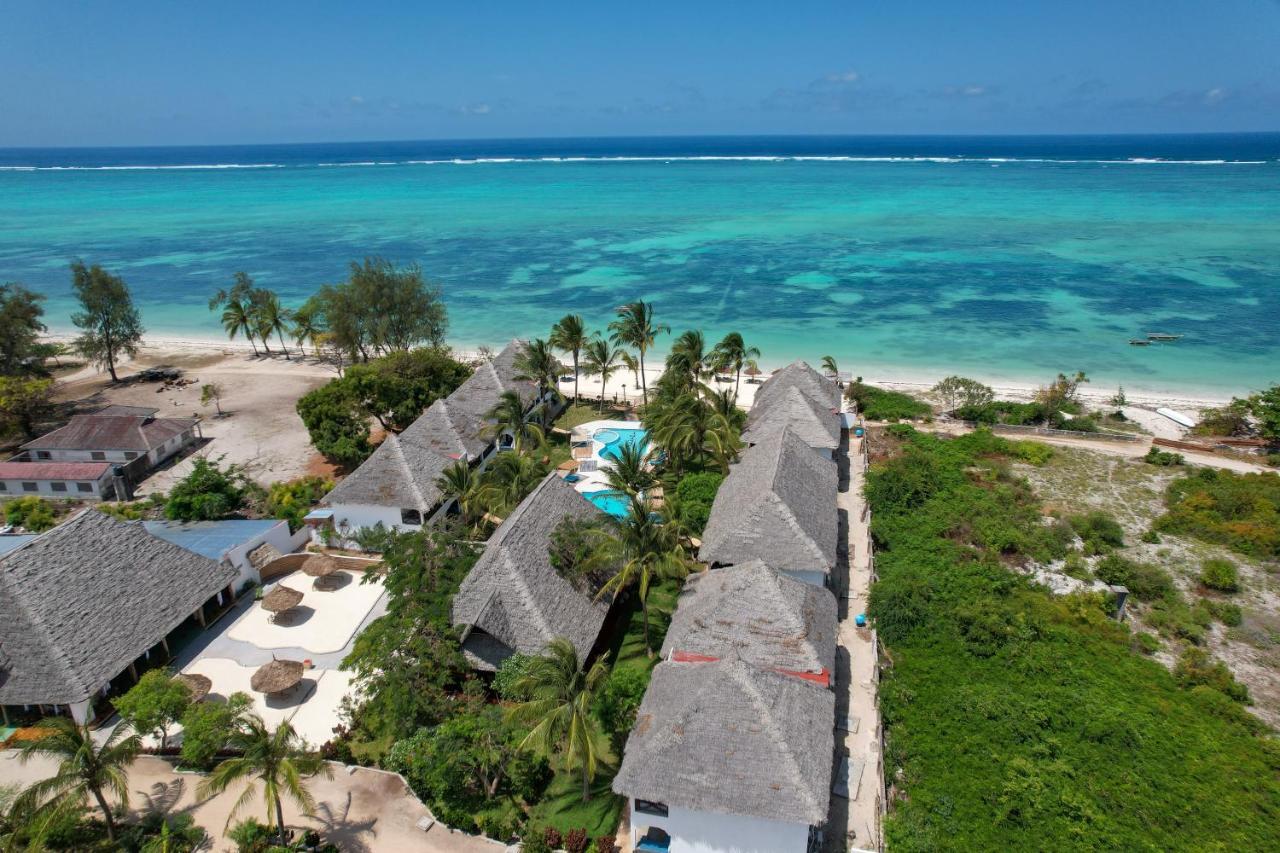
xmin=261 ymin=584 xmax=303 ymax=613
xmin=320 ymin=429 xmax=454 ymax=515
xmin=0 ymin=510 xmax=236 ymax=707
xmin=699 ymin=426 xmax=838 ymax=576
xmin=741 ymin=384 xmax=840 ymax=454
xmin=301 ymin=554 xmax=341 ymax=578
xmin=250 ymin=659 xmax=303 ymax=694
xmin=248 ymin=542 xmax=283 ymax=571
xmin=613 ymin=659 xmax=835 ymax=826
xmin=752 ymin=360 xmax=841 ymax=413
xmin=452 ymin=474 xmax=609 ymax=671
xmin=449 ymin=340 xmax=538 ymax=418
xmin=175 ymin=673 xmax=212 ymax=702
xmin=662 ymin=560 xmax=837 ymax=679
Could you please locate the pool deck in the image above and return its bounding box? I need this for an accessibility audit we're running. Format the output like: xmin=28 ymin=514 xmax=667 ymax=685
xmin=567 ymin=418 xmax=648 ymax=503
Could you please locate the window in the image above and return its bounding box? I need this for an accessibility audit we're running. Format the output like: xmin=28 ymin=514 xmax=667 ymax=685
xmin=400 ymin=508 xmax=422 ymax=526
xmin=0 ymin=482 xmax=7 ymax=491
xmin=635 ymin=799 xmax=669 ymax=818
xmin=124 ymin=451 xmax=138 ymax=460
xmin=51 ymin=482 xmax=67 ymax=492
xmin=36 ymin=451 xmax=51 ymax=460
xmin=76 ymin=482 xmax=93 ymax=493
xmin=22 ymin=482 xmax=38 ymax=493
xmin=90 ymin=451 xmax=106 ymax=461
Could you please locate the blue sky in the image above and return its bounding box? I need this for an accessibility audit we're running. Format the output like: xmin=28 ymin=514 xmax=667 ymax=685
xmin=2 ymin=0 xmax=1277 ymax=146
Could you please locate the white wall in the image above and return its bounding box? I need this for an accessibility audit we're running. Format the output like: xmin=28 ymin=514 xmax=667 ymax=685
xmin=219 ymin=519 xmax=301 ymax=588
xmin=630 ymin=801 xmax=811 ymax=853
xmin=29 ymin=448 xmax=137 ymax=463
xmin=327 ymin=503 xmax=423 ymax=541
xmin=783 ymin=569 xmax=831 ymax=589
xmin=0 ymin=476 xmax=110 ymax=499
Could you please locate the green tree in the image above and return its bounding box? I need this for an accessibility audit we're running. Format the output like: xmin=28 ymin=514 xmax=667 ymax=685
xmin=179 ymin=691 xmax=253 ymax=771
xmin=550 ymin=314 xmax=590 ymax=404
xmin=665 ymin=329 xmax=711 ymax=393
xmin=0 ymin=376 xmax=55 ymax=439
xmin=210 ymin=272 xmax=261 ymax=355
xmin=1242 ymin=384 xmax=1280 ymax=443
xmin=507 ymin=638 xmax=609 ymax=802
xmin=595 ymin=497 xmax=691 ymax=655
xmin=251 ymin=290 xmax=293 ymax=359
xmin=342 ymin=348 xmax=470 ymax=432
xmin=0 ymin=282 xmax=47 ymax=376
xmin=581 ymin=338 xmax=621 ymax=412
xmin=200 ymin=382 xmax=225 ymax=416
xmin=710 ymin=332 xmax=760 ymax=401
xmin=113 ymin=671 xmax=193 ymax=750
xmin=264 ymin=476 xmax=333 ymax=531
xmin=289 ymin=298 xmax=325 ymax=357
xmin=1034 ymin=370 xmax=1089 ymax=423
xmin=296 ymin=381 xmax=373 ymax=467
xmin=437 ymin=460 xmax=482 ymax=528
xmin=479 ymin=451 xmax=549 ymax=516
xmin=164 ymin=457 xmax=249 ymax=521
xmin=647 ymin=391 xmax=741 ymax=475
xmin=13 ymin=717 xmax=142 ymax=844
xmin=513 ymin=339 xmax=562 ymax=423
xmin=931 ymin=376 xmax=995 ymax=411
xmin=315 ymin=258 xmax=448 ymax=361
xmin=603 ymin=441 xmax=655 ymax=496
xmin=485 ymin=390 xmax=544 ymax=453
xmin=198 ymin=715 xmax=333 ymax=847
xmin=673 ymin=471 xmax=724 ymax=534
xmin=820 ymin=355 xmax=839 ymax=377
xmin=608 ymin=301 xmax=669 ymax=407
xmin=69 ymin=261 xmax=145 ymax=382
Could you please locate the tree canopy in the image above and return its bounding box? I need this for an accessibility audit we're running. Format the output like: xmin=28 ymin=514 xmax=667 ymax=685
xmin=0 ymin=282 xmax=47 ymax=376
xmin=69 ymin=261 xmax=144 ymax=382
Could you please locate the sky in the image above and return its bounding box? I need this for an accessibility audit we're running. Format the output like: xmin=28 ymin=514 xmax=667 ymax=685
xmin=1 ymin=0 xmax=1278 ymax=147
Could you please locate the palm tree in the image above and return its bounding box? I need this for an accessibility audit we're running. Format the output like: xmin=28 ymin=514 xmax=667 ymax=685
xmin=665 ymin=329 xmax=712 ymax=394
xmin=581 ymin=338 xmax=622 ymax=413
xmin=290 ymin=300 xmax=324 ymax=357
xmin=549 ymin=314 xmax=590 ymax=405
xmin=479 ymin=451 xmax=548 ymax=516
xmin=13 ymin=717 xmax=142 ymax=844
xmin=821 ymin=355 xmax=839 ymax=378
xmin=210 ymin=272 xmax=260 ymax=355
xmin=513 ymin=338 xmax=563 ymax=412
xmin=711 ymin=332 xmax=761 ymax=401
xmin=198 ymin=715 xmax=332 ymax=848
xmin=603 ymin=441 xmax=656 ymax=496
xmin=437 ymin=460 xmax=481 ymax=527
xmin=608 ymin=301 xmax=669 ymax=408
xmin=596 ymin=497 xmax=691 ymax=656
xmin=485 ymin=390 xmax=545 ymax=453
xmin=507 ymin=638 xmax=608 ymax=803
xmin=253 ymin=291 xmax=293 ymax=360
xmin=620 ymin=351 xmax=641 ymax=400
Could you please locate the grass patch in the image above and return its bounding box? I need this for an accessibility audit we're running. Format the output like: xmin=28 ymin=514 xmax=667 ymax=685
xmin=529 ymin=755 xmax=625 ymax=838
xmin=554 ymin=403 xmax=631 ymax=432
xmin=847 ymin=382 xmax=932 ymax=421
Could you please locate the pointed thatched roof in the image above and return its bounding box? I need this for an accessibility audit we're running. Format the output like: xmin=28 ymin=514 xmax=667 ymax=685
xmin=698 ymin=426 xmax=838 ymax=576
xmin=301 ymin=555 xmax=341 ymax=578
xmin=450 ymin=340 xmax=538 ymax=418
xmin=452 ymin=473 xmax=609 ymax=671
xmin=742 ymin=384 xmax=840 ymax=454
xmin=261 ymin=584 xmax=304 ymax=613
xmin=662 ymin=560 xmax=837 ymax=680
xmin=753 ymin=360 xmax=841 ymax=413
xmin=250 ymin=659 xmax=303 ymax=694
xmin=0 ymin=510 xmax=236 ymax=707
xmin=613 ymin=658 xmax=835 ymax=826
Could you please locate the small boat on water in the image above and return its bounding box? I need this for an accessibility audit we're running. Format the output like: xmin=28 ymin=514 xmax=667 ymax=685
xmin=1128 ymin=339 xmax=1152 ymax=346
xmin=1146 ymin=332 xmax=1183 ymax=341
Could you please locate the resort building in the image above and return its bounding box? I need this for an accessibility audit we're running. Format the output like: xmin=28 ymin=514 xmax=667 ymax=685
xmin=451 ymin=473 xmax=610 ymax=671
xmin=0 ymin=510 xmax=238 ymax=725
xmin=661 ymin=559 xmax=837 ymax=687
xmin=143 ymin=518 xmax=299 ymax=590
xmin=0 ymin=460 xmax=120 ymax=500
xmin=320 ymin=340 xmax=544 ymax=537
xmin=741 ymin=384 xmax=841 ymax=458
xmin=698 ymin=426 xmax=839 ymax=588
xmin=613 ymin=658 xmax=835 ymax=853
xmin=752 ymin=360 xmax=842 ymax=414
xmin=16 ymin=405 xmax=200 ymax=471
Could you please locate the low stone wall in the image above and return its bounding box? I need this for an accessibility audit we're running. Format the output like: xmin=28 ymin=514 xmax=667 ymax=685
xmin=259 ymin=552 xmax=380 ymax=583
xmin=989 ymin=423 xmax=1143 ymax=443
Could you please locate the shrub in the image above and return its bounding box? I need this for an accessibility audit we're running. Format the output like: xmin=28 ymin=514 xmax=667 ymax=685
xmin=1156 ymin=468 xmax=1280 ymax=559
xmin=674 ymin=471 xmax=724 ymax=534
xmin=564 ymin=828 xmax=589 ymax=853
xmin=179 ymin=691 xmax=252 ymax=770
xmin=1144 ymin=447 xmax=1185 ymax=466
xmin=1140 ymin=529 xmax=1161 ymax=544
xmin=845 ymin=381 xmax=932 ymax=421
xmin=1200 ymin=558 xmax=1240 ymax=593
xmin=1093 ymin=555 xmax=1174 ymax=601
xmin=296 ymin=381 xmax=373 ymax=467
xmin=3 ymin=495 xmax=56 ymax=532
xmin=521 ymin=831 xmax=553 ymax=853
xmin=164 ymin=457 xmax=250 ymax=521
xmin=1134 ymin=632 xmax=1161 ymax=655
xmin=1207 ymin=600 xmax=1244 ymax=627
xmin=1068 ymin=511 xmax=1125 ymax=553
xmin=543 ymin=827 xmax=563 ymax=849
xmin=227 ymin=817 xmax=273 ymax=853
xmin=594 ymin=667 xmax=649 ymax=737
xmin=1059 ymin=416 xmax=1098 ymax=433
xmin=264 ymin=476 xmax=333 ymax=531
xmin=493 ymin=654 xmax=535 ymax=702
xmin=113 ymin=670 xmax=192 ymax=749
xmin=595 ymin=835 xmax=617 ymax=853
xmin=1174 ymin=647 xmax=1250 ymax=703
xmin=1009 ymin=440 xmax=1053 ymax=465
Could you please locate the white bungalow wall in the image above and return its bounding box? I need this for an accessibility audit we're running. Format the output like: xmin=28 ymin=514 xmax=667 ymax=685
xmin=782 ymin=568 xmax=831 ymax=589
xmin=630 ymin=802 xmax=811 ymax=853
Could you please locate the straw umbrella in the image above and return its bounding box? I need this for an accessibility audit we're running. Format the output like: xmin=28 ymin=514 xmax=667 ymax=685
xmin=250 ymin=659 xmax=304 ymax=697
xmin=175 ymin=673 xmax=212 ymax=703
xmin=301 ymin=554 xmax=341 ymax=590
xmin=744 ymin=363 xmax=763 ymax=384
xmin=261 ymin=584 xmax=303 ymax=623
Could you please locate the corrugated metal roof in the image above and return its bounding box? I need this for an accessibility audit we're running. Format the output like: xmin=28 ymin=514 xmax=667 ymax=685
xmin=142 ymin=519 xmax=282 ymax=561
xmin=0 ymin=462 xmax=113 ymax=480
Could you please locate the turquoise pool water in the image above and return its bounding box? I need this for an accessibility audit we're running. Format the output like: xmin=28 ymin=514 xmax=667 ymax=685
xmin=585 ymin=489 xmax=632 ymax=518
xmin=597 ymin=427 xmax=649 ymax=462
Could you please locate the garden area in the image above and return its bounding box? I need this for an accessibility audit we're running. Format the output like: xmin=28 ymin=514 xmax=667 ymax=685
xmin=865 ymin=426 xmax=1280 ymax=850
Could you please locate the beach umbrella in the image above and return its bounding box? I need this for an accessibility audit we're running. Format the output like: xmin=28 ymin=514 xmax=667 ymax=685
xmin=301 ymin=554 xmax=341 ymax=579
xmin=261 ymin=584 xmax=303 ymax=616
xmin=248 ymin=542 xmax=283 ymax=573
xmin=175 ymin=673 xmax=212 ymax=703
xmin=250 ymin=659 xmax=304 ymax=695
xmin=744 ymin=364 xmax=762 ymax=378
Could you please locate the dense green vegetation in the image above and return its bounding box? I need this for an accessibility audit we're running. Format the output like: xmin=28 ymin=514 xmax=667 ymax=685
xmin=846 ymin=380 xmax=932 ymax=421
xmin=1194 ymin=383 xmax=1280 ymax=443
xmin=1156 ymin=468 xmax=1280 ymax=559
xmin=672 ymin=471 xmax=723 ymax=534
xmin=164 ymin=457 xmax=254 ymax=521
xmin=866 ymin=427 xmax=1280 ymax=850
xmin=69 ymin=260 xmax=145 ymax=383
xmin=3 ymin=495 xmax=58 ymax=532
xmin=264 ymin=476 xmax=334 ymax=531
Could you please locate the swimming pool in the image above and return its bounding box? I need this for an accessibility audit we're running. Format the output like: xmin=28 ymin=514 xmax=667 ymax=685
xmin=596 ymin=427 xmax=649 ymax=462
xmin=584 ymin=489 xmax=632 ymax=518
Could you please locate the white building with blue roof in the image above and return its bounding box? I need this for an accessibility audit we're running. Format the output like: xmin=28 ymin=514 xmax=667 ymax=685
xmin=143 ymin=518 xmax=297 ymax=590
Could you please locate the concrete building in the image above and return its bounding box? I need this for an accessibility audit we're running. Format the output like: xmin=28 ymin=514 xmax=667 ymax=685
xmin=0 ymin=461 xmax=118 ymax=500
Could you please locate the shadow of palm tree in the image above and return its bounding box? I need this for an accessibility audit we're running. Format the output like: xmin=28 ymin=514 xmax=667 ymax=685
xmin=307 ymin=792 xmax=378 ymax=853
xmin=135 ymin=778 xmax=186 ymax=817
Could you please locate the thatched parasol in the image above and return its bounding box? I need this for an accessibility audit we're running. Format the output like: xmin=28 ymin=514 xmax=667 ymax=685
xmin=175 ymin=673 xmax=212 ymax=703
xmin=744 ymin=364 xmax=763 ymax=378
xmin=250 ymin=659 xmax=304 ymax=695
xmin=261 ymin=584 xmax=303 ymax=614
xmin=248 ymin=542 xmax=283 ymax=573
xmin=302 ymin=554 xmax=341 ymax=579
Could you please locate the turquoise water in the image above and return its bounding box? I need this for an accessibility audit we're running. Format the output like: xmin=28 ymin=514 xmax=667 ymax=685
xmin=2 ymin=136 xmax=1279 ymax=397
xmin=598 ymin=428 xmax=650 ymax=461
xmin=584 ymin=489 xmax=632 ymax=518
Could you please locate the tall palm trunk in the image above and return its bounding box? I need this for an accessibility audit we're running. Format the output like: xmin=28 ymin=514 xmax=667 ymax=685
xmin=639 ymin=349 xmax=648 ymax=407
xmin=275 ymin=794 xmax=288 ymax=847
xmin=734 ymin=365 xmax=742 ymax=401
xmin=583 ymin=764 xmax=592 ymax=802
xmin=277 ymin=328 xmax=290 ymax=360
xmin=572 ymin=352 xmax=580 ymax=404
xmin=91 ymin=784 xmax=117 ymax=842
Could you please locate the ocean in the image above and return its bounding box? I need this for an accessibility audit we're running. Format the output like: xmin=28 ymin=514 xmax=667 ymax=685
xmin=2 ymin=134 xmax=1278 ymax=397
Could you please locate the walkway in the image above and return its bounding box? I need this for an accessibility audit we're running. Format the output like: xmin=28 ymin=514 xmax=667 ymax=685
xmin=827 ymin=429 xmax=882 ymax=852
